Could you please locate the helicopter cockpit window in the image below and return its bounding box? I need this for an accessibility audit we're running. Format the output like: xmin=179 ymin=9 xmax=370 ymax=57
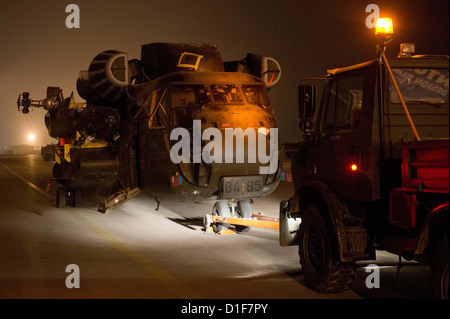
xmin=170 ymin=85 xmax=209 ymax=130
xmin=242 ymin=85 xmax=270 ymax=107
xmin=172 ymin=108 xmax=194 ymax=130
xmin=170 ymin=85 xmax=210 ymax=107
xmin=211 ymin=84 xmax=243 ymax=104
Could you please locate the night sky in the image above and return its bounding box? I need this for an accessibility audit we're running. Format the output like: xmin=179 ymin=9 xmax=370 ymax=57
xmin=0 ymin=0 xmax=448 ymax=147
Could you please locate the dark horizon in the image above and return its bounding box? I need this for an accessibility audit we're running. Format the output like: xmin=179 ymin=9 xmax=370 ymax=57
xmin=1 ymin=0 xmax=448 ymax=147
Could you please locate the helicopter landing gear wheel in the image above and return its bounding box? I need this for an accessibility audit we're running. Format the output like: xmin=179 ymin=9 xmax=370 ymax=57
xmin=56 ymin=187 xmax=66 ymax=208
xmin=66 ymin=188 xmax=82 ymax=208
xmin=56 ymin=187 xmax=82 ymax=208
xmin=73 ymin=188 xmax=82 ymax=207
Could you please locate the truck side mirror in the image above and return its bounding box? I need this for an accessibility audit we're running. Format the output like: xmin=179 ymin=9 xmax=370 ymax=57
xmin=298 ymin=84 xmax=317 ymax=133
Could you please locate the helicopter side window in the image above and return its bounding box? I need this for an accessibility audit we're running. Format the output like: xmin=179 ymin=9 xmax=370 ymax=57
xmin=156 ymin=102 xmax=168 ymax=127
xmin=326 ymin=75 xmax=364 ymax=130
xmin=211 ymin=84 xmax=243 ymax=104
xmin=147 ymin=89 xmax=168 ymax=127
xmin=242 ymin=85 xmax=270 ymax=107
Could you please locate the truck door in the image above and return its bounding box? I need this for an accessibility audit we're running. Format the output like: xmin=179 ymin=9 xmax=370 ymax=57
xmin=315 ymin=63 xmax=377 ymax=201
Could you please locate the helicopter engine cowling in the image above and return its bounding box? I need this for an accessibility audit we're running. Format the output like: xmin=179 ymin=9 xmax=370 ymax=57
xmin=77 ymin=50 xmax=129 ymax=105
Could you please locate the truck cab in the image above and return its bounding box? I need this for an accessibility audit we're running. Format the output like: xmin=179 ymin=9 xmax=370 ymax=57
xmin=280 ymin=41 xmax=449 ymax=297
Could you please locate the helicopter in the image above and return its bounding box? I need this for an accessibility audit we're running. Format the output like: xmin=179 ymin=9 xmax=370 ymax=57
xmin=17 ymin=43 xmax=282 ymax=227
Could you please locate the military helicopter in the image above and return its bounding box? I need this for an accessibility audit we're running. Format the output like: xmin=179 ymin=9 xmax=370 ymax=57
xmin=17 ymin=43 xmax=282 ymax=226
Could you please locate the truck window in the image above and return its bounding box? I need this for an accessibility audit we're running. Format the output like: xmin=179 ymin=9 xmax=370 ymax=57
xmin=390 ymin=68 xmax=449 ymax=104
xmin=325 ymin=75 xmax=364 ymax=130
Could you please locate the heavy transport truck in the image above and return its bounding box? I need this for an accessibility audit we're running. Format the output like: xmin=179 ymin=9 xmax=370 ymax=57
xmin=279 ymin=20 xmax=449 ymax=298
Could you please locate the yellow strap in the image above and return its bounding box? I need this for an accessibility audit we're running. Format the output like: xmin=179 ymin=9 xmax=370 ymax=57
xmin=55 ymin=152 xmax=61 ymax=164
xmin=64 ymin=143 xmax=71 ymax=162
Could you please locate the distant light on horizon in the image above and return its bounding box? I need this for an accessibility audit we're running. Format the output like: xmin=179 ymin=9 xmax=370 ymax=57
xmin=28 ymin=134 xmax=35 ymax=143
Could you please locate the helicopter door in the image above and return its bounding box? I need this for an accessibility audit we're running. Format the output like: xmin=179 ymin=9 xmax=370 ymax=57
xmin=139 ymin=89 xmax=173 ymax=188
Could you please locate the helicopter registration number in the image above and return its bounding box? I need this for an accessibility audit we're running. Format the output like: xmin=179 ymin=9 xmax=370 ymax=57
xmin=223 ymin=176 xmax=263 ymax=198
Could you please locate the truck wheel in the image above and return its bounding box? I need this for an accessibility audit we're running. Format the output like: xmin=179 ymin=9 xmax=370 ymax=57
xmin=431 ymin=236 xmax=449 ymax=299
xmin=298 ymin=205 xmax=355 ymax=293
xmin=236 ymin=200 xmax=252 ymax=232
xmin=212 ymin=201 xmax=230 ymax=233
xmin=56 ymin=187 xmax=66 ymax=208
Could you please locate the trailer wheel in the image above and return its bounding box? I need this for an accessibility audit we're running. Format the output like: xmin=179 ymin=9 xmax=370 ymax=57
xmin=212 ymin=201 xmax=230 ymax=233
xmin=203 ymin=214 xmax=212 ymax=229
xmin=236 ymin=200 xmax=252 ymax=232
xmin=298 ymin=205 xmax=355 ymax=293
xmin=56 ymin=187 xmax=66 ymax=208
xmin=431 ymin=236 xmax=449 ymax=299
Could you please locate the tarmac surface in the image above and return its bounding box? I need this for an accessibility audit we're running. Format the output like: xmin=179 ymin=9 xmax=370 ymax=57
xmin=0 ymin=154 xmax=434 ymax=303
